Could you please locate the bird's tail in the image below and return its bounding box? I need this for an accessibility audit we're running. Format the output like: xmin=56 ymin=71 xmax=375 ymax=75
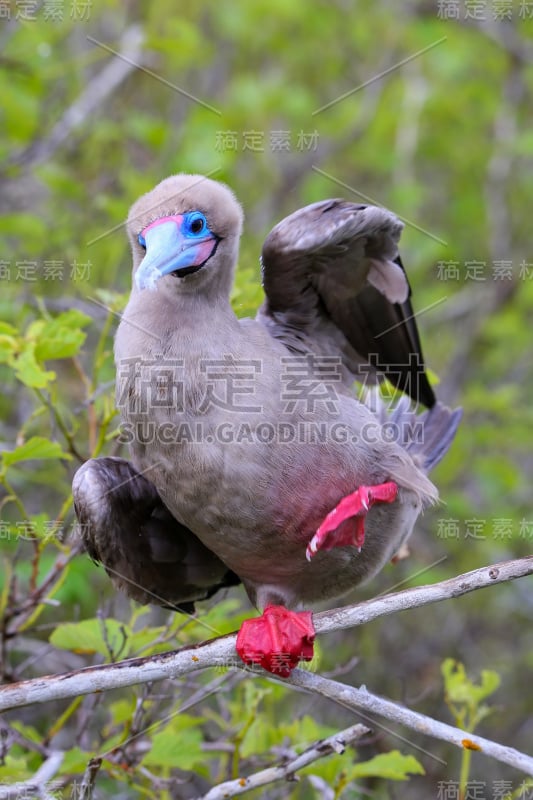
xmin=365 ymin=390 xmax=462 ymax=473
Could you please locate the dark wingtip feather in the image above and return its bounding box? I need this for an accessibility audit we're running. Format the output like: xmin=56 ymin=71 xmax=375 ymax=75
xmin=419 ymin=403 xmax=463 ymax=472
xmin=419 ymin=379 xmax=437 ymax=409
xmin=364 ymin=392 xmax=462 ymax=473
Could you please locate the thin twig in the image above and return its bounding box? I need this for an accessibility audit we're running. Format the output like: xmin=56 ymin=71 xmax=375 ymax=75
xmin=0 ymin=558 xmax=531 ymax=780
xmin=77 ymin=757 xmax=102 ymax=800
xmin=0 ymin=751 xmax=64 ymax=800
xmin=195 ymin=723 xmax=370 ymax=800
xmin=5 ymin=543 xmax=83 ymax=635
xmin=0 ymin=557 xmax=530 ymax=713
xmin=285 ymin=670 xmax=533 ymax=777
xmin=5 ymin=25 xmax=144 ymax=170
xmin=0 ymin=556 xmax=533 ymax=711
xmin=33 ymin=387 xmax=86 ymax=463
xmin=311 ymin=556 xmax=533 ymax=634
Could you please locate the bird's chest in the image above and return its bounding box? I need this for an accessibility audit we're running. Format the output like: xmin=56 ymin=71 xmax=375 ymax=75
xmin=116 ymin=345 xmax=273 ymax=499
xmin=117 ymin=338 xmax=277 ymax=422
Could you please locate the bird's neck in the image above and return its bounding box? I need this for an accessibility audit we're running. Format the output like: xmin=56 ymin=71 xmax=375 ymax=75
xmin=116 ymin=285 xmax=239 ymax=364
xmin=117 ymin=245 xmax=242 ymax=362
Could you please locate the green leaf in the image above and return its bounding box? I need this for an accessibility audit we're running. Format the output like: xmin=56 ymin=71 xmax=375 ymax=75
xmin=10 ymin=721 xmax=42 ymax=745
xmin=0 ymin=334 xmax=17 ymax=363
xmin=442 ymin=659 xmax=500 ymax=706
xmin=352 ymin=751 xmax=425 ymax=780
xmin=50 ymin=309 xmax=93 ymax=331
xmin=236 ymin=684 xmax=274 ymax=757
xmin=0 ymin=755 xmax=32 ymax=781
xmin=128 ymin=625 xmax=173 ymax=655
xmin=108 ymin=698 xmax=138 ymax=727
xmin=241 ymin=713 xmax=329 ymax=759
xmin=50 ymin=618 xmax=131 ymax=658
xmin=94 ymin=288 xmax=129 ymax=311
xmin=14 ymin=343 xmax=56 ymax=387
xmin=2 ymin=436 xmax=71 ymax=468
xmin=188 ymin=598 xmax=247 ymax=639
xmin=0 ymin=213 xmax=48 ymax=239
xmin=30 ymin=310 xmax=91 ymax=361
xmin=144 ymin=714 xmax=204 ymax=769
xmin=60 ymin=747 xmax=93 ymax=773
xmin=34 ymin=328 xmax=87 ymax=361
xmin=475 ymin=670 xmax=501 ymax=703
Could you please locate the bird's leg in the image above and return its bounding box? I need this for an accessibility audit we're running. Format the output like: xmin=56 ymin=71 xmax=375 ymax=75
xmin=306 ymin=481 xmax=398 ymax=560
xmin=236 ymin=605 xmax=315 ymax=678
xmin=235 ymin=481 xmax=398 ymax=677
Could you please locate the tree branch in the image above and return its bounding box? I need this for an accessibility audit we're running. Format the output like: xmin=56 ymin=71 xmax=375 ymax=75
xmin=312 ymin=556 xmax=533 ymax=634
xmin=6 ymin=25 xmax=144 ymax=170
xmin=0 ymin=557 xmax=530 ymax=715
xmin=0 ymin=557 xmax=531 ymax=780
xmin=195 ymin=723 xmax=369 ymax=800
xmin=0 ymin=750 xmax=64 ymax=800
xmin=77 ymin=757 xmax=102 ymax=800
xmin=284 ymin=670 xmax=533 ymax=777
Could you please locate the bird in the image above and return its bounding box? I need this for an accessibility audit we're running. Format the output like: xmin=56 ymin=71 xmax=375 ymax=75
xmin=73 ymin=173 xmax=461 ymax=677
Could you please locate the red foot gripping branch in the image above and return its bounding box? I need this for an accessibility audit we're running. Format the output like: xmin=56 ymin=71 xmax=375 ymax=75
xmin=236 ymin=605 xmax=315 ymax=678
xmin=236 ymin=481 xmax=398 ymax=677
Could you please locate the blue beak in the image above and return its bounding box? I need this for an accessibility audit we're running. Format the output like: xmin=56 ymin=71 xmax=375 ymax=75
xmin=135 ymin=218 xmax=218 ymax=291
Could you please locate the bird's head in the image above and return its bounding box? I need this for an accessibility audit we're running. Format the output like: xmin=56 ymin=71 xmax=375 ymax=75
xmin=127 ymin=174 xmax=244 ymax=297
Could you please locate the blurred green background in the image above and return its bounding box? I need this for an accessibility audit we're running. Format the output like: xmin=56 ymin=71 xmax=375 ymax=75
xmin=0 ymin=1 xmax=532 ymax=798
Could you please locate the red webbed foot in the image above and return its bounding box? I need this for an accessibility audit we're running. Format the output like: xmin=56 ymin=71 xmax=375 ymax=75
xmin=306 ymin=481 xmax=398 ymax=561
xmin=236 ymin=605 xmax=315 ymax=678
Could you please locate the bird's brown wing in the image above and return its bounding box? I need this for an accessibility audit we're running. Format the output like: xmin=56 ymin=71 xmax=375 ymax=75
xmin=258 ymin=199 xmax=435 ymax=408
xmin=73 ymin=457 xmax=239 ymax=613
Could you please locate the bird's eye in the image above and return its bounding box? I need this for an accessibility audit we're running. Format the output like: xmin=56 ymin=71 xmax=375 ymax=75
xmin=138 ymin=233 xmax=146 ymax=249
xmin=186 ymin=212 xmax=207 ymax=236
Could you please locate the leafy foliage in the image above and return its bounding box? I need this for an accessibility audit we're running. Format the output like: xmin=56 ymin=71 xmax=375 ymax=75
xmin=0 ymin=2 xmax=532 ymax=798
xmin=442 ymin=659 xmax=502 ymax=795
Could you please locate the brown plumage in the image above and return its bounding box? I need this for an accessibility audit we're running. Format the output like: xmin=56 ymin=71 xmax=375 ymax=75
xmin=73 ymin=174 xmax=460 ymax=670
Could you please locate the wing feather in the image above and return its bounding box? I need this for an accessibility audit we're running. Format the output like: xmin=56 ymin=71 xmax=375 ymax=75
xmin=258 ymin=199 xmax=435 ymax=408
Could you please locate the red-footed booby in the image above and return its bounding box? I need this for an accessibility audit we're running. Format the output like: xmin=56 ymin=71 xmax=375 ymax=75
xmin=73 ymin=174 xmax=461 ymax=677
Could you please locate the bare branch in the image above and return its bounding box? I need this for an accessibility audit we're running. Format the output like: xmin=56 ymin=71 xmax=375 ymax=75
xmin=0 ymin=750 xmax=64 ymax=800
xmin=284 ymin=670 xmax=533 ymax=777
xmin=0 ymin=557 xmax=530 ymax=715
xmin=7 ymin=25 xmax=144 ymax=170
xmin=77 ymin=757 xmax=103 ymax=800
xmin=195 ymin=723 xmax=369 ymax=800
xmin=484 ymin=62 xmax=524 ymax=263
xmin=311 ymin=556 xmax=533 ymax=634
xmin=0 ymin=557 xmax=531 ymax=780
